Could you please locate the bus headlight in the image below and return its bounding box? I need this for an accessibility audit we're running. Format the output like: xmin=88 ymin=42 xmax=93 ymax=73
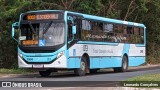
xmin=18 ymin=52 xmax=23 ymax=58
xmin=57 ymin=51 xmax=64 ymax=59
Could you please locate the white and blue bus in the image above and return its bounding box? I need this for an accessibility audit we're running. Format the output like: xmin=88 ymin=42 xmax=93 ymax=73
xmin=12 ymin=10 xmax=146 ymax=77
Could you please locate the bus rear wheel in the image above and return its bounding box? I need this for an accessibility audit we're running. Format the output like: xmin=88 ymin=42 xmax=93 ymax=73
xmin=39 ymin=70 xmax=51 ymax=77
xmin=74 ymin=57 xmax=88 ymax=76
xmin=114 ymin=55 xmax=128 ymax=72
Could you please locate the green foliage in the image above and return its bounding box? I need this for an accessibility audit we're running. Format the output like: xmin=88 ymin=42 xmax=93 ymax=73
xmin=72 ymin=0 xmax=103 ymax=14
xmin=0 ymin=0 xmax=160 ymax=68
xmin=126 ymin=73 xmax=160 ymax=81
xmin=0 ymin=68 xmax=34 ymax=74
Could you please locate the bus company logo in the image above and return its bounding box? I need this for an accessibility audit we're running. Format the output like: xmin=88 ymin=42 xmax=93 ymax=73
xmin=83 ymin=45 xmax=88 ymax=51
xmin=2 ymin=82 xmax=11 ymax=87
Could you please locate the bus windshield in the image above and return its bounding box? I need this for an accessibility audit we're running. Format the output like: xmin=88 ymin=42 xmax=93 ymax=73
xmin=19 ymin=22 xmax=65 ymax=47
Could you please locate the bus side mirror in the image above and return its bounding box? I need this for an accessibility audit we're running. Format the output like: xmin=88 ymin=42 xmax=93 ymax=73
xmin=72 ymin=25 xmax=76 ymax=35
xmin=12 ymin=22 xmax=19 ymax=42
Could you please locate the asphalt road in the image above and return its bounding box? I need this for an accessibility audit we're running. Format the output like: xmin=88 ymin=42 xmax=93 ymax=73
xmin=0 ymin=65 xmax=160 ymax=89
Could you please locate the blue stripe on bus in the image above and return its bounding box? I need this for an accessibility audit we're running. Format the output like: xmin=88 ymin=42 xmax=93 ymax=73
xmin=90 ymin=57 xmax=122 ymax=68
xmin=67 ymin=57 xmax=122 ymax=69
xmin=67 ymin=57 xmax=81 ymax=68
xmin=122 ymin=44 xmax=130 ymax=56
xmin=67 ymin=56 xmax=145 ymax=69
xmin=128 ymin=57 xmax=145 ymax=66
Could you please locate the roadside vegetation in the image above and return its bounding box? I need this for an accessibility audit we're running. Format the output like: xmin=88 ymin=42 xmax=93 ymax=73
xmin=0 ymin=68 xmax=35 ymax=74
xmin=126 ymin=73 xmax=160 ymax=81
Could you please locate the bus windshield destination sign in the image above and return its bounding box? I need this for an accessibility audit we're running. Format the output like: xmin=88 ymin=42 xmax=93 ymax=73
xmin=26 ymin=14 xmax=59 ymax=20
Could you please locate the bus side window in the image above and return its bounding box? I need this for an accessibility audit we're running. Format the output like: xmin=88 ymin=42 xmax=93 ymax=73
xmin=114 ymin=24 xmax=123 ymax=42
xmin=134 ymin=27 xmax=139 ymax=35
xmin=140 ymin=28 xmax=144 ymax=44
xmin=92 ymin=21 xmax=103 ymax=35
xmin=123 ymin=26 xmax=130 ymax=43
xmin=103 ymin=23 xmax=114 ymax=42
xmin=81 ymin=20 xmax=91 ymax=40
xmin=92 ymin=22 xmax=103 ymax=31
xmin=140 ymin=28 xmax=144 ymax=36
xmin=133 ymin=27 xmax=140 ymax=43
xmin=92 ymin=21 xmax=103 ymax=41
xmin=123 ymin=26 xmax=127 ymax=34
xmin=103 ymin=23 xmax=113 ymax=33
xmin=127 ymin=26 xmax=133 ymax=34
xmin=127 ymin=26 xmax=134 ymax=43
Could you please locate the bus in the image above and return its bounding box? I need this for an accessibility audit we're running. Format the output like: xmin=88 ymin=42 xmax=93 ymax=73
xmin=12 ymin=10 xmax=146 ymax=77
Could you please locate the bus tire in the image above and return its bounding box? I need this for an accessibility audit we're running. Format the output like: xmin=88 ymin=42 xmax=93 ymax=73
xmin=74 ymin=57 xmax=88 ymax=76
xmin=114 ymin=55 xmax=128 ymax=72
xmin=39 ymin=70 xmax=51 ymax=77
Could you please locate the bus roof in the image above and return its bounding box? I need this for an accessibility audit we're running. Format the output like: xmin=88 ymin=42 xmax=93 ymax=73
xmin=25 ymin=10 xmax=146 ymax=28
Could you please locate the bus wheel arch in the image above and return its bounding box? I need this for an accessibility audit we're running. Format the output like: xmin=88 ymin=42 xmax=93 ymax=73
xmin=122 ymin=53 xmax=128 ymax=72
xmin=74 ymin=53 xmax=90 ymax=76
xmin=114 ymin=54 xmax=128 ymax=72
xmin=82 ymin=53 xmax=90 ymax=73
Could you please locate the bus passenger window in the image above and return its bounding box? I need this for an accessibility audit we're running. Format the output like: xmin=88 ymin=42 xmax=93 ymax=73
xmin=92 ymin=22 xmax=102 ymax=31
xmin=123 ymin=26 xmax=127 ymax=34
xmin=140 ymin=28 xmax=144 ymax=44
xmin=91 ymin=21 xmax=103 ymax=41
xmin=122 ymin=26 xmax=130 ymax=43
xmin=114 ymin=24 xmax=123 ymax=43
xmin=81 ymin=20 xmax=91 ymax=40
xmin=140 ymin=28 xmax=144 ymax=36
xmin=134 ymin=27 xmax=139 ymax=35
xmin=82 ymin=20 xmax=91 ymax=30
xmin=104 ymin=23 xmax=113 ymax=32
xmin=103 ymin=23 xmax=114 ymax=42
xmin=127 ymin=26 xmax=133 ymax=34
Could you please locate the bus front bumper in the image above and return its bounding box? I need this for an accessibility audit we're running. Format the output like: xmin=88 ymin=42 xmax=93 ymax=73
xmin=18 ymin=55 xmax=68 ymax=69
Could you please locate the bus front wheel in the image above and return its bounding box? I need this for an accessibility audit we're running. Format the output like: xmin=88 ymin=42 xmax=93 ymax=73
xmin=114 ymin=55 xmax=128 ymax=72
xmin=74 ymin=57 xmax=88 ymax=76
xmin=39 ymin=70 xmax=51 ymax=77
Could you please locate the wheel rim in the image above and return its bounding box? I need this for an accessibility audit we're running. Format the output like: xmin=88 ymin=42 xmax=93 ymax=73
xmin=81 ymin=61 xmax=86 ymax=71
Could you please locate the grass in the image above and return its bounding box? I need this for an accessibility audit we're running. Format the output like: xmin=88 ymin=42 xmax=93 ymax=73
xmin=120 ymin=74 xmax=160 ymax=88
xmin=126 ymin=73 xmax=160 ymax=81
xmin=0 ymin=68 xmax=35 ymax=74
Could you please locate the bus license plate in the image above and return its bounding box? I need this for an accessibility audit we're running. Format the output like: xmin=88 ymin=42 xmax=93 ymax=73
xmin=33 ymin=64 xmax=43 ymax=68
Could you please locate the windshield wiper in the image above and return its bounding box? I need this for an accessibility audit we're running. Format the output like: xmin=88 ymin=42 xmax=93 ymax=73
xmin=43 ymin=21 xmax=53 ymax=34
xmin=28 ymin=21 xmax=36 ymax=34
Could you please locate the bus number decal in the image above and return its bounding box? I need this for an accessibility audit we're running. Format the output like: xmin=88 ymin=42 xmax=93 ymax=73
xmin=83 ymin=45 xmax=88 ymax=52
